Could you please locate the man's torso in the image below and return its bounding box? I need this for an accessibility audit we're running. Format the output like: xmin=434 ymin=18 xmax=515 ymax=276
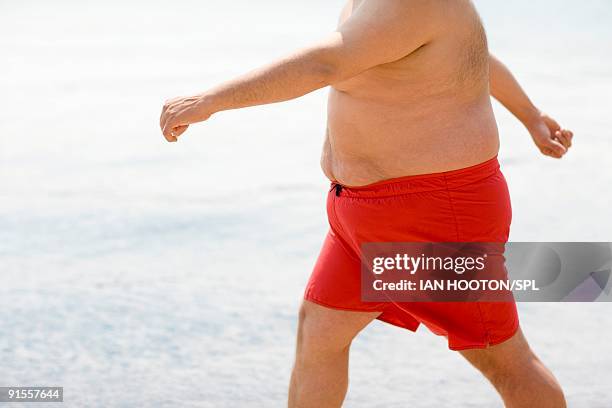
xmin=321 ymin=0 xmax=500 ymax=186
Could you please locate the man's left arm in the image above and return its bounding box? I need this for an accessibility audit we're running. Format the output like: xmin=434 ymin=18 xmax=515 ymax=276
xmin=489 ymin=54 xmax=573 ymax=159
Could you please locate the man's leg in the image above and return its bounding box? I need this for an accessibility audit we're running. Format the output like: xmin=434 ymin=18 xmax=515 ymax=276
xmin=288 ymin=300 xmax=380 ymax=408
xmin=460 ymin=328 xmax=566 ymax=408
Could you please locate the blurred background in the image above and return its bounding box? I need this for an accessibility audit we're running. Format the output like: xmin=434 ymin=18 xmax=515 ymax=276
xmin=1 ymin=0 xmax=611 ymax=406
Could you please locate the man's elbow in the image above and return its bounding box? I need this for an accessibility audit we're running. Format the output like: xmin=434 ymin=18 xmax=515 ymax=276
xmin=310 ymin=59 xmax=344 ymax=87
xmin=305 ymin=47 xmax=356 ymax=86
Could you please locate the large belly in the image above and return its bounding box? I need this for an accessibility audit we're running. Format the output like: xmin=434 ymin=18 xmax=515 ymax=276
xmin=322 ymin=88 xmax=500 ymax=186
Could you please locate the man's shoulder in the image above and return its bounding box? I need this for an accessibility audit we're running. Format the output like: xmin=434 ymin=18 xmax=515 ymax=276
xmin=347 ymin=0 xmax=446 ymax=43
xmin=355 ymin=0 xmax=460 ymax=44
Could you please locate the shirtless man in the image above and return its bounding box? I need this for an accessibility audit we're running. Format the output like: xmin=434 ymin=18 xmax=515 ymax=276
xmin=159 ymin=1 xmax=572 ymax=406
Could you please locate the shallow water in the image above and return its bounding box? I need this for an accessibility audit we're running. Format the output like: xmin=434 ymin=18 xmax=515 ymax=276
xmin=1 ymin=1 xmax=611 ymax=407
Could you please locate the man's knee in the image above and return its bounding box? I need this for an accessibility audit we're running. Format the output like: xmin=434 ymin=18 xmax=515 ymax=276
xmin=297 ymin=303 xmax=351 ymax=357
xmin=478 ymin=351 xmax=566 ymax=407
xmin=296 ymin=301 xmax=378 ymax=359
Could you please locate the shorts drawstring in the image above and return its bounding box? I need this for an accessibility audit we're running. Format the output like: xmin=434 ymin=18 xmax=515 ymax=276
xmin=334 ymin=183 xmax=343 ymax=197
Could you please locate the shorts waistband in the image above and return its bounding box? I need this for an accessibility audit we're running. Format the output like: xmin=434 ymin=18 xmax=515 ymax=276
xmin=331 ymin=156 xmax=501 ymax=198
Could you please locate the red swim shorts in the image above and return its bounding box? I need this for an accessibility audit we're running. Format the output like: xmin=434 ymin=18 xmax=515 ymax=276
xmin=304 ymin=156 xmax=519 ymax=350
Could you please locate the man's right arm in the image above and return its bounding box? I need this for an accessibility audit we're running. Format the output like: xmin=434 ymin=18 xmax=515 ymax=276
xmin=160 ymin=0 xmax=435 ymax=141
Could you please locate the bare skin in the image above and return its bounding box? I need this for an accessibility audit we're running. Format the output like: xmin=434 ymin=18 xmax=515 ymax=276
xmin=159 ymin=0 xmax=572 ymax=406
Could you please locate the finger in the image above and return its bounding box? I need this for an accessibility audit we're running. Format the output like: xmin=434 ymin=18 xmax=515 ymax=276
xmin=563 ymin=129 xmax=574 ymax=146
xmin=162 ymin=123 xmax=178 ymax=142
xmin=172 ymin=125 xmax=189 ymax=138
xmin=160 ymin=100 xmax=171 ymax=129
xmin=543 ymin=138 xmax=567 ymax=158
xmin=542 ymin=147 xmax=562 ymax=159
xmin=160 ymin=108 xmax=169 ymax=132
xmin=554 ymin=130 xmax=571 ymax=149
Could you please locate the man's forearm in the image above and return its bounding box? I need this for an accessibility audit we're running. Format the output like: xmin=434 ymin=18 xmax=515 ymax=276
xmin=198 ymin=46 xmax=341 ymax=116
xmin=489 ymin=54 xmax=541 ymax=128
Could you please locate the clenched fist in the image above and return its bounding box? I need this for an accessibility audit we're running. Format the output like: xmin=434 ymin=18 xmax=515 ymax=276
xmin=527 ymin=113 xmax=574 ymax=159
xmin=159 ymin=95 xmax=213 ymax=142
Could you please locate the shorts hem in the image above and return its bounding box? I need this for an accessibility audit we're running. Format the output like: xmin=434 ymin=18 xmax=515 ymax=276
xmin=448 ymin=320 xmax=520 ymax=351
xmin=303 ymin=295 xmax=520 ymax=352
xmin=376 ymin=315 xmax=420 ymax=333
xmin=304 ymin=294 xmax=420 ymax=332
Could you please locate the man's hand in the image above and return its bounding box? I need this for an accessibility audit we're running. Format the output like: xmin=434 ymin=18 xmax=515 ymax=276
xmin=159 ymin=95 xmax=213 ymax=142
xmin=527 ymin=113 xmax=574 ymax=159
